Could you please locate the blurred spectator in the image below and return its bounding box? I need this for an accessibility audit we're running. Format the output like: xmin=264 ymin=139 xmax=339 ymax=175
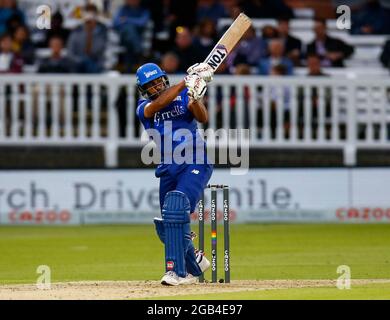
xmin=258 ymin=39 xmax=293 ymax=75
xmin=172 ymin=27 xmax=202 ymax=72
xmin=67 ymin=4 xmax=107 ymax=73
xmin=234 ymin=63 xmax=251 ymax=75
xmin=197 ymin=0 xmax=227 ymax=24
xmin=349 ymin=0 xmax=387 ymax=35
xmin=220 ymin=0 xmax=241 ymax=19
xmin=380 ymin=0 xmax=390 ymax=8
xmin=269 ymin=63 xmax=291 ymax=138
xmin=0 ymin=0 xmax=24 ymax=36
xmin=380 ymin=40 xmax=390 ymax=69
xmin=277 ymin=17 xmax=302 ymax=66
xmin=241 ymin=0 xmax=294 ymax=19
xmin=4 ymin=8 xmax=23 ymax=35
xmin=227 ymin=26 xmax=267 ymax=70
xmin=169 ymin=0 xmax=198 ymax=30
xmin=41 ymin=11 xmax=70 ymax=48
xmin=332 ymin=0 xmax=366 ymax=7
xmin=306 ymin=19 xmax=354 ymax=68
xmin=0 ymin=33 xmax=22 ymax=73
xmin=270 ymin=63 xmax=287 ymax=76
xmin=113 ymin=0 xmax=150 ymax=70
xmin=12 ymin=24 xmax=34 ymax=65
xmin=307 ymin=54 xmax=329 ymax=76
xmin=262 ymin=25 xmax=279 ymax=41
xmin=38 ymin=36 xmax=75 ymax=73
xmin=160 ymin=51 xmax=180 ymax=74
xmin=234 ymin=63 xmax=251 ymax=129
xmin=193 ymin=18 xmax=217 ymax=59
xmin=143 ymin=0 xmax=174 ymax=55
xmin=379 ymin=0 xmax=390 ymax=36
xmin=304 ymin=53 xmax=332 ymax=139
xmin=216 ymin=0 xmax=241 ymax=37
xmin=143 ymin=0 xmax=164 ymax=33
xmin=261 ymin=25 xmax=279 ymax=58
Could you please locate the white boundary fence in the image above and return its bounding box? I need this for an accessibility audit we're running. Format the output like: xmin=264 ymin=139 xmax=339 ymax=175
xmin=0 ymin=75 xmax=389 ymax=166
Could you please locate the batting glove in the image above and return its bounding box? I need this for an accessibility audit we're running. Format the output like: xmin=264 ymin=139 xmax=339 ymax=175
xmin=184 ymin=74 xmax=207 ymax=101
xmin=187 ymin=62 xmax=214 ymax=83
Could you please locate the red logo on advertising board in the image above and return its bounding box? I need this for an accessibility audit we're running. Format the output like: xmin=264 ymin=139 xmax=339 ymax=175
xmin=8 ymin=209 xmax=72 ymax=224
xmin=336 ymin=208 xmax=390 ymax=221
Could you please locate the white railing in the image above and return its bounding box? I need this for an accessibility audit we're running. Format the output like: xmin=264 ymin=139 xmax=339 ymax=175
xmin=0 ymin=75 xmax=389 ymax=166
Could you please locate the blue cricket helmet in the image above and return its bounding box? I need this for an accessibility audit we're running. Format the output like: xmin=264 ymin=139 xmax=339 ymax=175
xmin=136 ymin=63 xmax=166 ymax=86
xmin=136 ymin=63 xmax=169 ymax=100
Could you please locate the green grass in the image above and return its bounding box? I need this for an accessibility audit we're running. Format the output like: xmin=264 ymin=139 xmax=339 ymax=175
xmin=1 ymin=224 xmax=390 ymax=299
xmin=151 ymin=283 xmax=390 ymax=300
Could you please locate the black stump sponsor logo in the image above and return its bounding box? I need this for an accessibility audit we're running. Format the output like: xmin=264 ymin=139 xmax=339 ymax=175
xmin=211 ymin=250 xmax=217 ymax=271
xmin=224 ymin=250 xmax=229 ymax=271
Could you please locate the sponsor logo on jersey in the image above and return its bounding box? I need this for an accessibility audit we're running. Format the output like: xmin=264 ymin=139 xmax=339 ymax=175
xmin=154 ymin=105 xmax=185 ymax=126
xmin=191 ymin=169 xmax=200 ymax=175
xmin=205 ymin=45 xmax=228 ymax=71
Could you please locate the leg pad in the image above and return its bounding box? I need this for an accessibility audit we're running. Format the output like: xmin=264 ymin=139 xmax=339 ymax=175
xmin=162 ymin=191 xmax=191 ymax=278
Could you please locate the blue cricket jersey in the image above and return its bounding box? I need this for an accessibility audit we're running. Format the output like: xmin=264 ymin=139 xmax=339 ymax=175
xmin=136 ymin=88 xmax=208 ymax=177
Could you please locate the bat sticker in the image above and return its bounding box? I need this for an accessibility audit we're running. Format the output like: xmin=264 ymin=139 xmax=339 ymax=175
xmin=205 ymin=45 xmax=228 ymax=71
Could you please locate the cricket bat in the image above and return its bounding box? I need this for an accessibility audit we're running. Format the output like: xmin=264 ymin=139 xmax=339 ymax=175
xmin=204 ymin=13 xmax=252 ymax=72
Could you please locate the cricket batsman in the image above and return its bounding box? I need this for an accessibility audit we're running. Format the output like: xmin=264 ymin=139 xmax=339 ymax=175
xmin=136 ymin=62 xmax=214 ymax=285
